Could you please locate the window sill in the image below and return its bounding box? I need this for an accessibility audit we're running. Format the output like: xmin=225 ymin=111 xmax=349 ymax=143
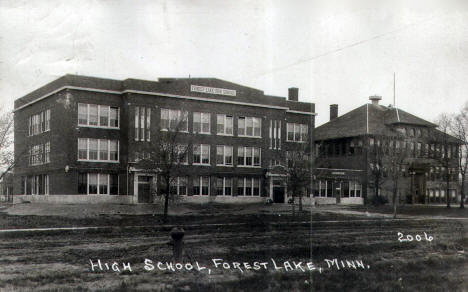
xmin=238 ymin=135 xmax=262 ymax=139
xmin=77 ymin=160 xmax=120 ymax=163
xmin=216 ymin=164 xmax=234 ymax=167
xmin=236 ymin=165 xmax=262 ymax=168
xmin=192 ymin=163 xmax=211 ymax=166
xmin=217 ymin=133 xmax=234 ymax=137
xmin=193 ymin=132 xmax=211 ymax=135
xmin=160 ymin=129 xmax=189 ymax=133
xmin=78 ymin=124 xmax=120 ymax=130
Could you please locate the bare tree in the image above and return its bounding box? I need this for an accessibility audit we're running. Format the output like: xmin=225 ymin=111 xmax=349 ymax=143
xmin=285 ymin=145 xmax=312 ymax=212
xmin=367 ymin=137 xmax=387 ymax=203
xmin=451 ymin=104 xmax=468 ymax=208
xmin=0 ymin=108 xmax=14 ymax=181
xmin=433 ymin=114 xmax=454 ymax=208
xmin=383 ymin=136 xmax=409 ymax=219
xmin=138 ymin=113 xmax=190 ymax=222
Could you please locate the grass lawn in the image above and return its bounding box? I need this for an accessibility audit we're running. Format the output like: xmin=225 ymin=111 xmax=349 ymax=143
xmin=0 ymin=203 xmax=466 ymax=291
xmin=344 ymin=203 xmax=468 ymax=218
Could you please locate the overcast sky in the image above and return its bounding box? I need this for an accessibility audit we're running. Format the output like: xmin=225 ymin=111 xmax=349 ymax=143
xmin=1 ymin=0 xmax=467 ymax=126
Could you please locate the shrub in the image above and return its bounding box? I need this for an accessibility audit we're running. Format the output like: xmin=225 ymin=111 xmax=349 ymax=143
xmin=370 ymin=195 xmax=388 ymax=206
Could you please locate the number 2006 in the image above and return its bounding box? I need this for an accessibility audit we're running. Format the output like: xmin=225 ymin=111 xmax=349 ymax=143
xmin=397 ymin=232 xmax=433 ymax=242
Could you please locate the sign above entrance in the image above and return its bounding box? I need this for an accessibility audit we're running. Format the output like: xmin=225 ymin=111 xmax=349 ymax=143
xmin=191 ymin=85 xmax=236 ymax=97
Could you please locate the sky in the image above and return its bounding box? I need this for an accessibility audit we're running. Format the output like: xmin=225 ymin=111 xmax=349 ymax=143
xmin=0 ymin=0 xmax=467 ymax=126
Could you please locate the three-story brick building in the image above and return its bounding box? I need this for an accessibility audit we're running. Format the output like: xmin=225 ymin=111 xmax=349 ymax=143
xmin=13 ymin=75 xmax=315 ymax=203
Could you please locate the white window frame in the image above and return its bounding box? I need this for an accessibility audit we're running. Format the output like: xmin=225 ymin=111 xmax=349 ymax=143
xmin=238 ymin=116 xmax=262 ymax=138
xmin=216 ymin=114 xmax=233 ymax=136
xmin=238 ymin=177 xmax=261 ymax=196
xmin=78 ymin=103 xmax=120 ymax=129
xmin=193 ymin=144 xmax=210 ymax=165
xmin=193 ymin=176 xmax=210 ymax=195
xmin=286 ymin=123 xmax=308 ymax=142
xmin=216 ymin=145 xmax=233 ymax=166
xmin=77 ymin=138 xmax=119 ymax=163
xmin=216 ymin=177 xmax=233 ymax=196
xmin=80 ymin=173 xmax=118 ymax=195
xmin=161 ymin=109 xmax=188 ymax=132
xmin=193 ymin=112 xmax=211 ymax=134
xmin=237 ymin=146 xmax=261 ymax=167
xmin=170 ymin=177 xmax=188 ymax=196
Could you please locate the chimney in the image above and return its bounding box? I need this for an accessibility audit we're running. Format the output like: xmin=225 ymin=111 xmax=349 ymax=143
xmin=369 ymin=95 xmax=382 ymax=105
xmin=288 ymin=87 xmax=298 ymax=101
xmin=330 ymin=104 xmax=338 ymax=120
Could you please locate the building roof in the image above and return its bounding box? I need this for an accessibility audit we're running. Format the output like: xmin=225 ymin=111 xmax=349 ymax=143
xmin=14 ymin=74 xmax=315 ymax=115
xmin=314 ymin=102 xmax=455 ymax=141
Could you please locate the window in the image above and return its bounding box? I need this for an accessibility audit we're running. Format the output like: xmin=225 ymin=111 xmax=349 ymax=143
xmin=29 ymin=142 xmax=50 ymax=166
xmin=237 ymin=146 xmax=261 ymax=167
xmin=110 ymin=107 xmax=119 ymax=127
xmin=270 ymin=120 xmax=282 ymax=149
xmin=44 ymin=141 xmax=50 ymax=163
xmin=217 ymin=114 xmax=233 ymax=135
xmin=349 ymin=181 xmax=362 ymax=197
xmin=109 ymin=140 xmax=118 ymax=161
xmin=89 ymin=104 xmax=98 ymax=126
xmin=89 ymin=139 xmax=98 ymax=160
xmin=193 ymin=112 xmax=211 ymax=134
xmin=23 ymin=174 xmax=49 ymax=195
xmin=237 ymin=177 xmax=261 ymax=196
xmin=287 ymin=123 xmax=308 ymax=142
xmin=216 ymin=145 xmax=233 ymax=166
xmin=134 ymin=106 xmax=151 ymax=141
xmin=175 ymin=144 xmax=188 ymax=164
xmin=99 ymin=139 xmax=108 ymax=160
xmin=216 ymin=177 xmax=224 ymax=196
xmin=78 ymin=104 xmax=119 ymax=128
xmin=409 ymin=128 xmax=415 ymax=136
xmin=170 ymin=177 xmax=187 ymax=196
xmin=88 ymin=173 xmax=98 ymax=194
xmin=78 ymin=138 xmax=87 ymax=160
xmin=28 ymin=110 xmax=51 ymax=136
xmin=193 ymin=144 xmax=210 ymax=165
xmin=77 ymin=139 xmax=119 ymax=162
xmin=78 ymin=173 xmax=117 ymax=195
xmin=161 ymin=109 xmax=188 ymax=132
xmin=45 ymin=109 xmax=50 ymax=131
xmin=99 ymin=106 xmax=109 ymax=126
xmin=193 ymin=176 xmax=210 ymax=195
xmin=238 ymin=117 xmax=261 ymax=137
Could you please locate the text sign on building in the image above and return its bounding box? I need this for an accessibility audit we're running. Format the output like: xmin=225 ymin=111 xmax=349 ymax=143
xmin=190 ymin=85 xmax=236 ymax=97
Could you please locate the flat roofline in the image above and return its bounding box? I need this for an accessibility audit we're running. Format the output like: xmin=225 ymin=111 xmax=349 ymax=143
xmin=14 ymin=85 xmax=317 ymax=115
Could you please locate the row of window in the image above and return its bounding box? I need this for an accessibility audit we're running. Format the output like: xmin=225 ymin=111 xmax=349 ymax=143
xmin=370 ymin=138 xmax=458 ymax=159
xmin=29 ymin=142 xmax=50 ymax=166
xmin=28 ymin=109 xmax=50 ymax=136
xmin=166 ymin=176 xmax=262 ymax=196
xmin=270 ymin=120 xmax=282 ymax=149
xmin=137 ymin=108 xmax=308 ymax=141
xmin=427 ymin=189 xmax=457 ymax=203
xmin=313 ymin=180 xmax=362 ymax=198
xmin=135 ymin=144 xmax=262 ymax=167
xmin=78 ymin=173 xmax=119 ymax=195
xmin=135 ymin=106 xmax=151 ymax=141
xmin=20 ymin=175 xmax=49 ymax=195
xmin=78 ymin=104 xmax=119 ymax=128
xmin=78 ymin=138 xmax=119 ymax=162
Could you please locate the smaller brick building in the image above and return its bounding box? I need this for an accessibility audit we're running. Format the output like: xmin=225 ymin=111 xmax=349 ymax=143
xmin=13 ymin=74 xmax=315 ymax=204
xmin=314 ymin=96 xmax=461 ymax=205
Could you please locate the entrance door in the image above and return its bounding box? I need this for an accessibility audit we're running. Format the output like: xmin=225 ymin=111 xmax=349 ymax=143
xmin=137 ymin=175 xmax=153 ymax=203
xmin=273 ymin=187 xmax=285 ymax=203
xmin=333 ymin=181 xmax=341 ymax=204
xmin=414 ymin=174 xmax=426 ymax=204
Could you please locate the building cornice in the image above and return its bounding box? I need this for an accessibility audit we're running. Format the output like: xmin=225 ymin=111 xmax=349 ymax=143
xmin=14 ymin=86 xmax=317 ymax=115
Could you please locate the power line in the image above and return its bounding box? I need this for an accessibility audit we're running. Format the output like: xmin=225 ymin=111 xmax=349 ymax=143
xmin=238 ymin=14 xmax=438 ymax=82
